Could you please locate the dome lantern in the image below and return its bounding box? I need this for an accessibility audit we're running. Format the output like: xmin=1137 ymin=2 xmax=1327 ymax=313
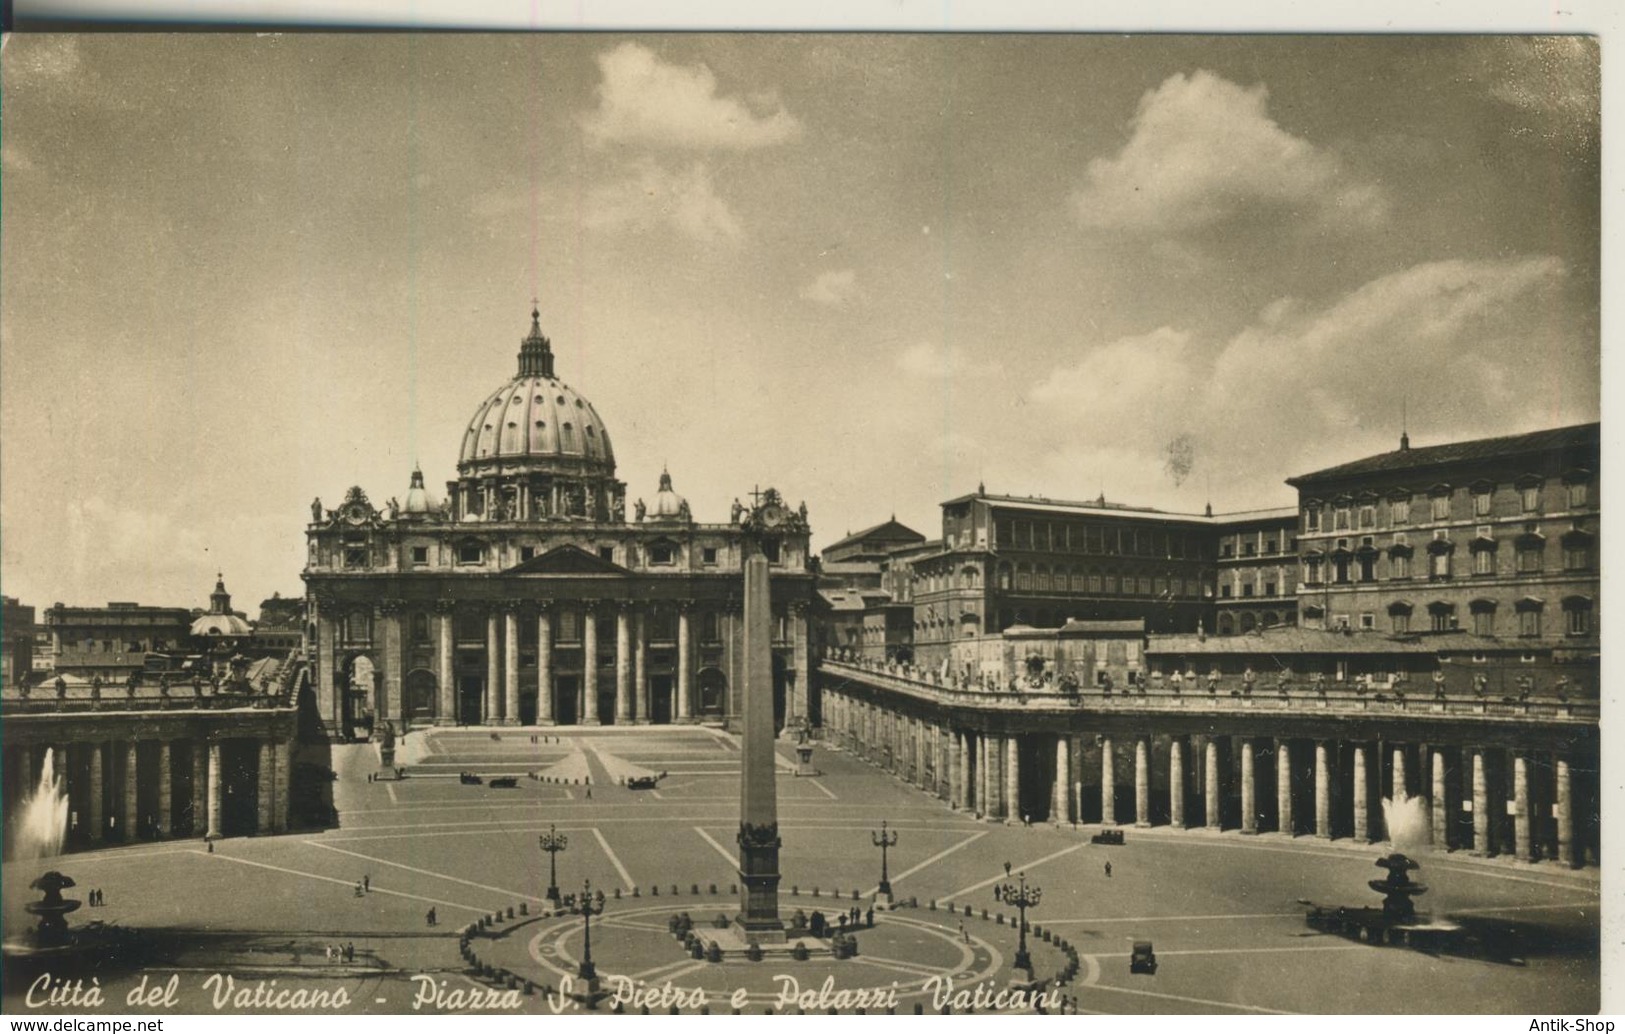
xmin=517 ymin=304 xmax=555 ymax=379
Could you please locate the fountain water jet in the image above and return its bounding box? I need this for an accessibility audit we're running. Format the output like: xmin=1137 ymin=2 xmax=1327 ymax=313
xmin=13 ymin=747 xmax=69 ymax=861
xmin=1380 ymin=792 xmax=1431 ymax=852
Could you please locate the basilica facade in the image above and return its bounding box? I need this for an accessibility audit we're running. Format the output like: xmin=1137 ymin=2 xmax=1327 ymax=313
xmin=302 ymin=309 xmax=814 ymax=737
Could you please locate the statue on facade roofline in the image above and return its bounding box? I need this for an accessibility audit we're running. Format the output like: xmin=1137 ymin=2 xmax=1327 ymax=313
xmin=635 ymin=498 xmax=646 ymax=522
xmin=678 ymin=499 xmax=692 ymax=522
xmin=312 ymin=497 xmax=324 ymax=522
xmin=388 ymin=497 xmax=400 ymax=519
xmin=732 ymin=498 xmax=743 ymax=523
xmin=611 ymin=495 xmax=625 ymax=522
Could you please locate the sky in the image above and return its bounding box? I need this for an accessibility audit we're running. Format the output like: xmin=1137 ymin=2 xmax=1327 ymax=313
xmin=0 ymin=33 xmax=1600 ymax=613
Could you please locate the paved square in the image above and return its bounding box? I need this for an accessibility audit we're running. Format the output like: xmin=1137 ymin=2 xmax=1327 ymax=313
xmin=3 ymin=727 xmax=1599 ymax=1014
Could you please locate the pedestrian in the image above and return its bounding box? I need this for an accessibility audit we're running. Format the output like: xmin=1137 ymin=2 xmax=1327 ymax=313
xmin=427 ymin=907 xmax=437 ymax=927
xmin=585 ymin=787 xmax=591 ymax=799
xmin=345 ymin=943 xmax=355 ymax=962
xmin=207 ymin=840 xmax=214 ymax=854
xmin=363 ymin=874 xmax=370 ymax=892
xmin=958 ymin=921 xmax=969 ymax=943
xmin=866 ymin=907 xmax=874 ymax=928
xmin=1104 ymin=861 xmax=1112 ymax=878
xmin=324 ymin=944 xmax=333 ymax=963
xmin=355 ymin=881 xmax=364 ymax=897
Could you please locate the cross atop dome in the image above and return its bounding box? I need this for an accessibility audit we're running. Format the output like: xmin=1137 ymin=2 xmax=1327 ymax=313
xmin=518 ymin=303 xmax=555 ymax=379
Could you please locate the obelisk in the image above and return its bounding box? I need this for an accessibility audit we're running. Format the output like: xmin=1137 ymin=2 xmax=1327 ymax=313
xmin=735 ymin=530 xmax=786 ymax=941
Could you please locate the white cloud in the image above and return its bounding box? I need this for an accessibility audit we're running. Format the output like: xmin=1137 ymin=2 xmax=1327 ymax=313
xmin=580 ymin=42 xmax=802 ymax=151
xmin=1072 ymin=70 xmax=1387 ymax=235
xmin=584 ymin=160 xmax=742 ymax=244
xmin=1027 ymin=256 xmax=1576 ymax=505
xmin=896 ymin=341 xmax=1002 ymax=380
xmin=799 ymin=269 xmax=859 ymax=308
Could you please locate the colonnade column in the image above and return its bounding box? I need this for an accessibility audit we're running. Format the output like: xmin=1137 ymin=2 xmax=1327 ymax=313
xmin=273 ymin=738 xmax=290 ymax=833
xmin=191 ymin=742 xmax=206 ymax=838
xmin=257 ymin=741 xmax=274 ymax=833
xmin=1513 ymin=753 xmax=1532 ymax=862
xmin=537 ymin=607 xmax=554 ymax=725
xmin=436 ymin=605 xmax=455 ymax=725
xmin=583 ymin=607 xmax=600 ymax=725
xmin=157 ymin=741 xmax=172 ymax=837
xmin=952 ymin=732 xmax=966 ymax=810
xmin=978 ymin=734 xmax=993 ymax=819
xmin=1135 ymin=736 xmax=1151 ymax=827
xmin=1314 ymin=741 xmax=1331 ymax=838
xmin=122 ymin=741 xmax=139 ymax=840
xmin=205 ymin=740 xmax=222 ymax=840
xmin=1204 ymin=739 xmax=1221 ymax=830
xmin=676 ymin=606 xmax=693 ymax=722
xmin=88 ymin=743 xmax=104 ymax=843
xmin=485 ymin=612 xmax=501 ymax=724
xmin=1169 ymin=737 xmax=1185 ymax=829
xmin=791 ymin=602 xmax=809 ymax=728
xmin=1101 ymin=736 xmax=1117 ymax=826
xmin=614 ymin=605 xmax=632 ymax=724
xmin=1005 ymin=736 xmax=1020 ymax=824
xmin=1555 ymin=756 xmax=1575 ymax=868
xmin=1431 ymin=749 xmax=1448 ymax=849
xmin=1352 ymin=743 xmax=1370 ymax=843
xmin=1471 ymin=749 xmax=1490 ymax=855
xmin=635 ymin=612 xmax=649 ymax=724
xmin=504 ymin=610 xmax=520 ymax=726
xmin=1276 ymin=739 xmax=1293 ymax=836
xmin=1240 ymin=739 xmax=1257 ymax=834
xmin=1053 ymin=734 xmax=1071 ymax=824
xmin=1393 ymin=745 xmax=1408 ymax=799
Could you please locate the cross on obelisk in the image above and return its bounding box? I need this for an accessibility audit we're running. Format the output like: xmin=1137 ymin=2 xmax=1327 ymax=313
xmin=735 ymin=493 xmax=786 ymax=942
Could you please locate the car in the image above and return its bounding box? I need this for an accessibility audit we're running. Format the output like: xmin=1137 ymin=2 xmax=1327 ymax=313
xmin=488 ymin=776 xmax=518 ymax=789
xmin=1130 ymin=940 xmax=1157 ymax=975
xmin=459 ymin=772 xmax=483 ymax=785
xmin=1091 ymin=829 xmax=1126 ymax=846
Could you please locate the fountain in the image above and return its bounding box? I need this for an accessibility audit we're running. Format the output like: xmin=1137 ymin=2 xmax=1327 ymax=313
xmin=1302 ymin=851 xmax=1460 ymax=948
xmin=24 ymin=872 xmax=82 ymax=945
xmin=13 ymin=746 xmax=69 ymax=861
xmin=1367 ymin=853 xmax=1426 ymax=921
xmin=1379 ymin=792 xmax=1431 ymax=852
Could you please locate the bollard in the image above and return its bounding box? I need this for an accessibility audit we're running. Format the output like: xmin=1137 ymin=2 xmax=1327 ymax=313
xmin=731 ymin=884 xmax=738 ymax=895
xmin=964 ymin=905 xmax=972 ymax=917
xmin=633 ymin=886 xmax=640 ymax=897
xmin=652 ymin=885 xmax=659 ymax=896
xmin=997 ymin=914 xmax=1005 ymax=925
xmin=692 ymin=884 xmax=700 ymax=895
xmin=929 ymin=900 xmax=936 ymax=910
xmin=792 ymin=885 xmax=798 ymax=895
xmin=671 ymin=884 xmax=679 ymax=896
xmin=813 ymin=887 xmax=820 ymax=897
xmin=914 ymin=1003 xmax=924 ymax=1015
xmin=852 ymin=890 xmax=860 ymax=900
xmin=615 ymin=888 xmax=622 ymax=899
xmin=709 ymin=883 xmax=718 ymax=895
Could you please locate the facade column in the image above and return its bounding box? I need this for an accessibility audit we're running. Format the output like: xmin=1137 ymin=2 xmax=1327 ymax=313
xmin=1431 ymin=748 xmax=1448 ymax=849
xmin=614 ymin=605 xmax=632 ymax=724
xmin=537 ymin=607 xmax=554 ymax=725
xmin=1204 ymin=738 xmax=1221 ymax=830
xmin=1101 ymin=735 xmax=1117 ymax=826
xmin=1353 ymin=743 xmax=1370 ymax=843
xmin=206 ymin=740 xmax=222 ymax=840
xmin=88 ymin=743 xmax=104 ymax=843
xmin=191 ymin=741 xmax=206 ymax=838
xmin=157 ymin=740 xmax=172 ymax=837
xmin=583 ymin=607 xmax=600 ymax=725
xmin=1240 ymin=739 xmax=1257 ymax=834
xmin=1135 ymin=735 xmax=1151 ymax=827
xmin=485 ymin=611 xmax=501 ymax=724
xmin=1393 ymin=745 xmax=1408 ymax=799
xmin=1472 ymin=749 xmax=1490 ymax=855
xmin=1513 ymin=753 xmax=1532 ymax=862
xmin=1276 ymin=739 xmax=1293 ymax=836
xmin=635 ymin=611 xmax=650 ymax=723
xmin=1314 ymin=741 xmax=1331 ymax=838
xmin=273 ymin=737 xmax=290 ymax=833
xmin=1555 ymin=756 xmax=1575 ymax=867
xmin=1005 ymin=735 xmax=1020 ymax=824
xmin=1053 ymin=734 xmax=1071 ymax=824
xmin=1169 ymin=736 xmax=1185 ymax=829
xmin=504 ymin=609 xmax=520 ymax=725
xmin=122 ymin=740 xmax=139 ymax=841
xmin=436 ymin=605 xmax=455 ymax=725
xmin=257 ymin=741 xmax=274 ymax=833
xmin=676 ymin=606 xmax=693 ymax=722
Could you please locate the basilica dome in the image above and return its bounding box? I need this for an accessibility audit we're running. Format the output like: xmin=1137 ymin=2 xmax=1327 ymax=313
xmin=457 ymin=309 xmax=616 ymax=476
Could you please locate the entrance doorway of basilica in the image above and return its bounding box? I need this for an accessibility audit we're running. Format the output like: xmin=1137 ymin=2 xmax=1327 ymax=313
xmin=458 ymin=676 xmax=483 ymax=725
xmin=650 ymin=674 xmax=673 ymax=724
xmin=405 ymin=669 xmax=437 ymax=726
xmin=697 ymin=667 xmax=726 ymax=718
xmin=554 ymin=676 xmax=579 ymax=725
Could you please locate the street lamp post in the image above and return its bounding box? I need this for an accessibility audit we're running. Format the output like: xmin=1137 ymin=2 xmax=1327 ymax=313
xmin=871 ymin=820 xmax=899 ymax=903
xmin=561 ymin=878 xmax=607 ymax=982
xmin=994 ymin=870 xmax=1042 ymax=979
xmin=539 ymin=824 xmax=568 ymax=904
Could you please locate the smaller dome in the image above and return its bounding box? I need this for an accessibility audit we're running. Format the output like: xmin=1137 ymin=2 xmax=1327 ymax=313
xmin=651 ymin=468 xmax=688 ymax=520
xmin=403 ymin=466 xmax=439 ymax=515
xmin=192 ymin=613 xmax=253 ymax=637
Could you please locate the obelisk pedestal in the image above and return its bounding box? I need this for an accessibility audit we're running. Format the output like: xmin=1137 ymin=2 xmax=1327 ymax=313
xmin=736 ymin=546 xmax=786 ymax=943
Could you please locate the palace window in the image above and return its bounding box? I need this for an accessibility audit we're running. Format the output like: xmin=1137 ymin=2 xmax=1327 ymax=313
xmin=702 ymin=546 xmax=718 ymax=565
xmin=1220 ymin=584 xmax=1232 ymax=599
xmin=1333 ymin=555 xmax=1351 ymax=584
xmin=702 ymin=612 xmax=721 ymax=642
xmin=1391 ymin=497 xmax=1410 ymax=525
xmin=1567 ymin=479 xmax=1589 ymax=508
xmin=1430 ymin=493 xmax=1450 ymax=521
xmin=599 ymin=546 xmax=615 ymax=563
xmin=1242 ymin=541 xmax=1257 ymax=557
xmin=457 ymin=543 xmax=484 ymax=565
xmin=1473 ymin=547 xmax=1495 ymax=576
xmin=1360 ymin=613 xmax=1375 ymax=630
xmin=1564 ymin=542 xmax=1591 ymax=571
xmin=1428 ymin=604 xmax=1456 ymax=633
xmin=556 ymin=610 xmax=578 ymax=642
xmin=649 ymin=543 xmax=675 ymax=565
xmin=1474 ymin=489 xmax=1493 ymax=517
xmin=1429 ymin=550 xmax=1451 ymax=580
xmin=411 ymin=545 xmax=429 ymax=566
xmin=1305 ymin=507 xmax=1321 ymax=532
xmin=1138 ymin=576 xmax=1153 ymax=595
xmin=1390 ymin=610 xmax=1411 ymax=634
xmin=1563 ymin=597 xmax=1592 ymax=636
xmin=1016 ymin=564 xmax=1032 ymax=591
xmin=1517 ymin=605 xmax=1542 ymax=638
xmin=344 ymin=547 xmax=368 ymax=569
xmin=1088 ymin=572 xmax=1102 ymax=593
xmin=1358 ymin=553 xmax=1376 ymax=582
xmin=411 ymin=613 xmax=430 ymax=643
xmin=1518 ymin=483 xmax=1540 ymax=513
xmin=346 ymin=611 xmax=370 ymax=641
xmin=1469 ymin=599 xmax=1497 ymax=636
xmin=1305 ymin=557 xmax=1323 ymax=585
xmin=1359 ymin=505 xmax=1376 ymax=529
xmin=1334 ymin=507 xmax=1351 ymax=531
xmin=1516 ymin=544 xmax=1543 ymax=574
xmin=519 ymin=545 xmax=535 ymax=562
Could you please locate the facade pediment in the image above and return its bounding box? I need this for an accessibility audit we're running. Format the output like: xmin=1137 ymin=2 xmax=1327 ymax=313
xmin=505 ymin=544 xmax=630 ymax=577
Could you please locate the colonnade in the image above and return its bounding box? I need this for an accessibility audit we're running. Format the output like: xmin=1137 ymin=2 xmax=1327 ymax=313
xmin=3 ymin=734 xmax=291 ymax=851
xmin=820 ymin=688 xmax=1590 ymax=867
